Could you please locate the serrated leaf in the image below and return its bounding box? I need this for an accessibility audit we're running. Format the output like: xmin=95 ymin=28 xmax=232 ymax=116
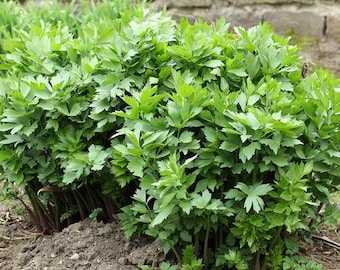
xmin=263 ymin=154 xmax=289 ymax=167
xmin=133 ymin=188 xmax=147 ymax=203
xmin=127 ymin=156 xmax=145 ymax=178
xmin=239 ymin=142 xmax=261 ymax=162
xmin=150 ymin=204 xmax=174 ymax=227
xmin=244 ymin=195 xmax=264 ymax=213
xmin=192 ymin=190 xmax=211 ymax=209
xmin=179 ymin=200 xmax=192 ymax=215
xmin=220 ymin=141 xmax=240 ymax=152
xmin=203 ymin=127 xmax=217 ymax=143
xmin=88 ymin=145 xmax=110 ymax=171
xmin=179 ymin=131 xmax=194 ymax=143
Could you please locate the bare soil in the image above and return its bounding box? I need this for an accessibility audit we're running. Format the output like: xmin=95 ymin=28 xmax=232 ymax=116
xmin=298 ymin=37 xmax=340 ymax=78
xmin=0 ymin=200 xmax=164 ymax=270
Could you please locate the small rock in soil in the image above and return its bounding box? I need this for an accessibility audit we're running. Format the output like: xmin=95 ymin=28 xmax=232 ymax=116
xmin=69 ymin=253 xmax=80 ymax=260
xmin=118 ymin=256 xmax=127 ymax=265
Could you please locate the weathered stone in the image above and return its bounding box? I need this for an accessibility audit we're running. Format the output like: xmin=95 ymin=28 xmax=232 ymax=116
xmin=217 ymin=7 xmax=263 ymax=29
xmin=264 ymin=10 xmax=323 ymax=38
xmin=327 ymin=16 xmax=340 ymax=40
xmin=169 ymin=0 xmax=213 ymax=8
xmin=234 ymin=0 xmax=315 ymax=6
xmin=151 ymin=0 xmax=340 ymax=40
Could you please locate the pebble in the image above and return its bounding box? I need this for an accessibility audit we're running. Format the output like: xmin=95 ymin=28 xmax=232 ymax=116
xmin=70 ymin=253 xmax=80 ymax=260
xmin=50 ymin=253 xmax=56 ymax=258
xmin=118 ymin=257 xmax=127 ymax=265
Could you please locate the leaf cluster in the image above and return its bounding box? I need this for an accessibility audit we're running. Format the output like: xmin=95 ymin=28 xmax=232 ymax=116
xmin=0 ymin=0 xmax=147 ymax=232
xmin=111 ymin=14 xmax=340 ymax=270
xmin=0 ymin=1 xmax=339 ymax=268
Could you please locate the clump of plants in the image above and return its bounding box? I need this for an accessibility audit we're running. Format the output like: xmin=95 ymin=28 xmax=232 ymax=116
xmin=0 ymin=0 xmax=339 ymax=269
xmin=0 ymin=0 xmax=147 ymax=232
xmin=111 ymin=16 xmax=340 ymax=270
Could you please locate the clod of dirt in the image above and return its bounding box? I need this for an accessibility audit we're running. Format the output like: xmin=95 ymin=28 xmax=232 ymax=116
xmin=0 ymin=218 xmax=163 ymax=270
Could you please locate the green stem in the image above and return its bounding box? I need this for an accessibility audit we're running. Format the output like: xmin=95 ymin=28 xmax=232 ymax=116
xmin=171 ymin=244 xmax=181 ymax=265
xmin=195 ymin=233 xmax=200 ymax=258
xmin=255 ymin=252 xmax=261 ymax=270
xmin=204 ymin=220 xmax=210 ymax=270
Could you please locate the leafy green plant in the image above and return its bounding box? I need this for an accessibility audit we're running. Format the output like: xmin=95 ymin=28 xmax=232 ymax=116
xmin=182 ymin=245 xmax=203 ymax=270
xmin=89 ymin=208 xmax=103 ymax=221
xmin=112 ymin=18 xmax=340 ymax=270
xmin=0 ymin=1 xmax=339 ymax=269
xmin=0 ymin=0 xmax=146 ymax=232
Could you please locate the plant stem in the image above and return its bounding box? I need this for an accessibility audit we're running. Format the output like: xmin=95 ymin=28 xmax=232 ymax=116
xmin=171 ymin=244 xmax=181 ymax=265
xmin=203 ymin=219 xmax=210 ymax=270
xmin=195 ymin=233 xmax=200 ymax=258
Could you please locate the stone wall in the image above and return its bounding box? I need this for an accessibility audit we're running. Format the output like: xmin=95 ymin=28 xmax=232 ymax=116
xmin=150 ymin=0 xmax=340 ymax=40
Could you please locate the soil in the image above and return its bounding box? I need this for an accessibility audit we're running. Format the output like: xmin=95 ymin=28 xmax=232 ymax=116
xmin=0 ymin=34 xmax=340 ymax=270
xmin=0 ymin=200 xmax=164 ymax=270
xmin=298 ymin=37 xmax=340 ymax=78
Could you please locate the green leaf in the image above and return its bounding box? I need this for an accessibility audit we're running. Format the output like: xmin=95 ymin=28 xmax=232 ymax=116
xmin=203 ymin=127 xmax=218 ymax=143
xmin=0 ymin=134 xmax=23 ymax=145
xmin=220 ymin=141 xmax=240 ymax=152
xmin=191 ymin=190 xmax=211 ymax=209
xmin=88 ymin=145 xmax=110 ymax=171
xmin=239 ymin=142 xmax=261 ymax=163
xmin=204 ymin=59 xmax=224 ymax=68
xmin=263 ymin=154 xmax=289 ymax=167
xmin=150 ymin=204 xmax=175 ymax=227
xmin=127 ymin=156 xmax=145 ymax=178
xmin=179 ymin=200 xmax=192 ymax=215
xmin=180 ymin=230 xmax=192 ymax=242
xmin=179 ymin=131 xmax=194 ymax=143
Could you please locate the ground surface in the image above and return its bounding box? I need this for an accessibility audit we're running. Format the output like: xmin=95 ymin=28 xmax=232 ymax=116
xmin=299 ymin=37 xmax=340 ymax=78
xmin=0 ymin=200 xmax=164 ymax=270
xmin=0 ymin=37 xmax=340 ymax=270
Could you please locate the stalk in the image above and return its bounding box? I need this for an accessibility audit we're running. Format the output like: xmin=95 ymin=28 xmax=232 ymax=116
xmin=102 ymin=194 xmax=116 ymax=221
xmin=27 ymin=187 xmax=51 ymax=233
xmin=73 ymin=191 xmax=86 ymax=220
xmin=203 ymin=219 xmax=210 ymax=270
xmin=195 ymin=233 xmax=200 ymax=258
xmin=16 ymin=193 xmax=43 ymax=233
xmin=171 ymin=244 xmax=181 ymax=265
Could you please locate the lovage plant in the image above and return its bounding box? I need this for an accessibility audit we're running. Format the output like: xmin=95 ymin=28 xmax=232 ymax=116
xmin=112 ymin=18 xmax=340 ymax=270
xmin=0 ymin=0 xmax=148 ymax=232
xmin=0 ymin=0 xmax=339 ymax=269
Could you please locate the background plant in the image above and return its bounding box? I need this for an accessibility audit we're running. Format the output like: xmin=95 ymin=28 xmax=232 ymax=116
xmin=0 ymin=0 xmax=148 ymax=232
